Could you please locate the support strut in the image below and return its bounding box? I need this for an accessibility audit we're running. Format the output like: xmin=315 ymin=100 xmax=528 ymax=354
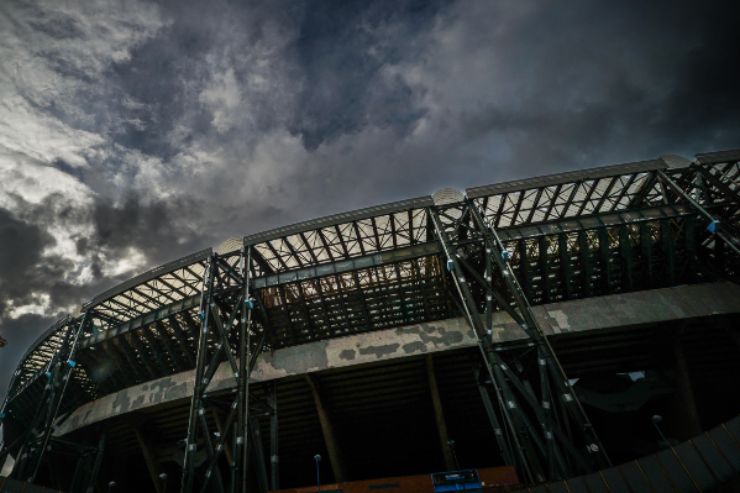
xmin=180 ymin=244 xmax=268 ymax=493
xmin=8 ymin=314 xmax=89 ymax=484
xmin=658 ymin=169 xmax=739 ymax=255
xmin=429 ymin=198 xmax=610 ymax=483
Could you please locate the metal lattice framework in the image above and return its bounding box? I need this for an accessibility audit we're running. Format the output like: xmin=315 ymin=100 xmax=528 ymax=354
xmin=1 ymin=150 xmax=738 ymax=491
xmin=430 ymin=197 xmax=611 ymax=481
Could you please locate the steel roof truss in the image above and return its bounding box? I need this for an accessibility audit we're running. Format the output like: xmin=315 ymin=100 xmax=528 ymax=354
xmin=154 ymin=320 xmax=187 ymax=372
xmin=168 ymin=316 xmax=196 ymax=368
xmin=127 ymin=330 xmax=158 ymax=379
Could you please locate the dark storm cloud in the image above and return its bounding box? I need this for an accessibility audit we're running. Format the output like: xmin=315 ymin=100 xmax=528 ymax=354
xmin=1 ymin=0 xmax=739 ymax=402
xmin=0 ymin=196 xmax=116 ymax=318
xmin=287 ymin=0 xmax=439 ymax=149
xmin=658 ymin=4 xmax=740 ymax=144
xmin=78 ymin=0 xmax=441 ymax=157
xmin=89 ymin=193 xmax=207 ymax=263
xmin=436 ymin=0 xmax=740 ymax=179
xmin=0 ymin=193 xmax=208 ymax=403
xmin=92 ymin=0 xmax=287 ymax=157
xmin=0 ymin=207 xmax=56 ymax=315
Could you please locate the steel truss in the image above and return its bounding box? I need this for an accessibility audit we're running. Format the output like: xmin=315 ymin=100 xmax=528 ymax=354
xmin=180 ymin=245 xmax=270 ymax=493
xmin=430 ymin=198 xmax=611 ymax=482
xmin=1 ymin=315 xmax=90 ymax=486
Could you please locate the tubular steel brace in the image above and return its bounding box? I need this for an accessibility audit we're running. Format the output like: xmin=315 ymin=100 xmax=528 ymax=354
xmin=180 ymin=244 xmax=267 ymax=493
xmin=429 ymin=199 xmax=610 ymax=483
xmin=7 ymin=314 xmax=89 ymax=484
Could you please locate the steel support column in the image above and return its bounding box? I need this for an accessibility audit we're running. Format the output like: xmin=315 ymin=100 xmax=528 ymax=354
xmin=269 ymin=383 xmax=279 ymax=491
xmin=180 ymin=244 xmax=268 ymax=493
xmin=472 ymin=365 xmax=513 ymax=467
xmin=211 ymin=409 xmax=234 ymax=467
xmin=249 ymin=419 xmax=268 ymax=493
xmin=429 ymin=198 xmax=610 ymax=483
xmin=9 ymin=314 xmax=89 ymax=484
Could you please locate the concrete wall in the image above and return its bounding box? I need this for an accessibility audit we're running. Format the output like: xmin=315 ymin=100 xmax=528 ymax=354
xmin=55 ymin=282 xmax=740 ymax=436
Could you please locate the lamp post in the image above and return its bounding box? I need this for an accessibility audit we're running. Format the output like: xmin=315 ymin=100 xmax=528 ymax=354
xmin=159 ymin=472 xmax=168 ymax=492
xmin=313 ymin=454 xmax=321 ymax=491
xmin=651 ymin=414 xmax=669 ymax=448
xmin=448 ymin=439 xmax=460 ymax=469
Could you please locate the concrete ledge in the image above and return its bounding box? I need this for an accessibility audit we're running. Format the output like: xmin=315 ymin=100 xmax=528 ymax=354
xmin=55 ymin=282 xmax=740 ymax=436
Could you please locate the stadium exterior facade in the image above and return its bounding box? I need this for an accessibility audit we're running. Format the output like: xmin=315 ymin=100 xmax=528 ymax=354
xmin=1 ymin=150 xmax=739 ymax=492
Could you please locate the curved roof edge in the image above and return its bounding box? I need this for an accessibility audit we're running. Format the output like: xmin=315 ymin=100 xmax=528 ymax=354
xmin=466 ymin=158 xmax=666 ymax=198
xmin=243 ymin=195 xmax=433 ymax=245
xmin=66 ymin=149 xmax=740 ymax=319
xmin=82 ymin=248 xmax=211 ymax=310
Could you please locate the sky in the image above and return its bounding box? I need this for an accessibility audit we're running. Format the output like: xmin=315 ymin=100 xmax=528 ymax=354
xmin=0 ymin=0 xmax=739 ymax=403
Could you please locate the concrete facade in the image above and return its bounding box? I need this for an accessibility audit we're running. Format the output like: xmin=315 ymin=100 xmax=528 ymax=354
xmin=55 ymin=282 xmax=740 ymax=436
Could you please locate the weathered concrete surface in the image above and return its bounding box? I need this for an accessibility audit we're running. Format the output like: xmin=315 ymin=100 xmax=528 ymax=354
xmin=55 ymin=282 xmax=740 ymax=436
xmin=56 ymin=317 xmax=477 ymax=436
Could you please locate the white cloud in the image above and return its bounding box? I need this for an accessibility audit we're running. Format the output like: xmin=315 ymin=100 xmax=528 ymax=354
xmin=0 ymin=156 xmax=92 ymax=208
xmin=0 ymin=0 xmax=168 ymax=317
xmin=0 ymin=0 xmax=166 ymax=201
xmin=199 ymin=66 xmax=242 ymax=133
xmin=7 ymin=292 xmax=51 ymax=318
xmin=100 ymin=246 xmax=148 ymax=278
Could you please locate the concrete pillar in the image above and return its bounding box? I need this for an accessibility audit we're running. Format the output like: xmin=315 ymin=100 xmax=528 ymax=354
xmin=670 ymin=334 xmax=702 ymax=440
xmin=85 ymin=431 xmax=107 ymax=493
xmin=132 ymin=426 xmax=164 ymax=493
xmin=426 ymin=355 xmax=456 ymax=470
xmin=305 ymin=374 xmax=346 ymax=483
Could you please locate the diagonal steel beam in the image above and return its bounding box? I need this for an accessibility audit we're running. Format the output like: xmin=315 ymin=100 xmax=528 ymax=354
xmin=430 ymin=199 xmax=611 ymax=483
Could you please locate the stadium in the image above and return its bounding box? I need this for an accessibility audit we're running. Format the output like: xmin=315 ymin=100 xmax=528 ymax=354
xmin=1 ymin=149 xmax=739 ymax=492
